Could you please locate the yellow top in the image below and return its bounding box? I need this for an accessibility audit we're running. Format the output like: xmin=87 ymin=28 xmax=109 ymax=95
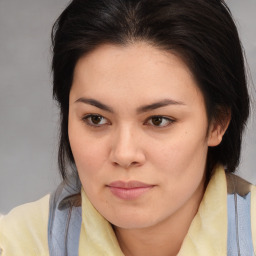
xmin=0 ymin=194 xmax=50 ymax=255
xmin=1 ymin=166 xmax=256 ymax=255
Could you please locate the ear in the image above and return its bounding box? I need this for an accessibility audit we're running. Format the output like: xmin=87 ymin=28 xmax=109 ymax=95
xmin=207 ymin=109 xmax=231 ymax=147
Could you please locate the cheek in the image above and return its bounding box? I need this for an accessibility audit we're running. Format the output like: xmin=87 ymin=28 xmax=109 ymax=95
xmin=69 ymin=134 xmax=109 ymax=199
xmin=68 ymin=123 xmax=108 ymax=178
xmin=150 ymin=128 xmax=208 ymax=179
xmin=149 ymin=131 xmax=207 ymax=209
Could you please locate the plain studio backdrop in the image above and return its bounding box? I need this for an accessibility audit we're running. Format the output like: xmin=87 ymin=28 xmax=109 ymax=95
xmin=0 ymin=0 xmax=255 ymax=214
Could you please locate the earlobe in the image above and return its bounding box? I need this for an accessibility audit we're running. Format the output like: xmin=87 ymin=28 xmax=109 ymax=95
xmin=207 ymin=110 xmax=231 ymax=147
xmin=207 ymin=125 xmax=225 ymax=146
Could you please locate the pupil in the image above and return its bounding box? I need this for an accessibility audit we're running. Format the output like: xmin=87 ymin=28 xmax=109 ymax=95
xmin=92 ymin=116 xmax=101 ymax=124
xmin=152 ymin=117 xmax=162 ymax=126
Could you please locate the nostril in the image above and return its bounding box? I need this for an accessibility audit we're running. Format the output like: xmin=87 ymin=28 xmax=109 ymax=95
xmin=112 ymin=160 xmax=139 ymax=168
xmin=130 ymin=161 xmax=139 ymax=166
xmin=112 ymin=162 xmax=119 ymax=167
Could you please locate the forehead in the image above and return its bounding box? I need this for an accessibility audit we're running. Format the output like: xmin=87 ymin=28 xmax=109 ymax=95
xmin=71 ymin=42 xmax=204 ymax=108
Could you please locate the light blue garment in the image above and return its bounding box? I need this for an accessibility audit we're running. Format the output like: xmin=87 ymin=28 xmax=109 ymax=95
xmin=227 ymin=193 xmax=254 ymax=256
xmin=48 ymin=176 xmax=82 ymax=256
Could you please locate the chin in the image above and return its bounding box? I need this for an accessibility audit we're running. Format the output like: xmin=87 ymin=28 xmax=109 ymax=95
xmin=112 ymin=219 xmax=153 ymax=230
xmin=106 ymin=210 xmax=161 ymax=230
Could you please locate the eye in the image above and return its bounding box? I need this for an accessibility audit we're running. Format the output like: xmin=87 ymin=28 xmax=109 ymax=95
xmin=145 ymin=116 xmax=174 ymax=127
xmin=82 ymin=114 xmax=110 ymax=127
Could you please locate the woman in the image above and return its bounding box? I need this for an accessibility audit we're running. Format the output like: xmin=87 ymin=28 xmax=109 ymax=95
xmin=0 ymin=0 xmax=254 ymax=255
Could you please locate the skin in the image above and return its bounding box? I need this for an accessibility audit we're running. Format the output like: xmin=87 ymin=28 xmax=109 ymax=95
xmin=68 ymin=42 xmax=225 ymax=256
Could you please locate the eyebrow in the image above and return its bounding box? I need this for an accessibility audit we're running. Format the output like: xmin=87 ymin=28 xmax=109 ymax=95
xmin=75 ymin=97 xmax=185 ymax=114
xmin=137 ymin=99 xmax=185 ymax=113
xmin=75 ymin=98 xmax=114 ymax=113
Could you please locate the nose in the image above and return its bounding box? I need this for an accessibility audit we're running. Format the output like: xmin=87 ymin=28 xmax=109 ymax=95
xmin=110 ymin=125 xmax=146 ymax=169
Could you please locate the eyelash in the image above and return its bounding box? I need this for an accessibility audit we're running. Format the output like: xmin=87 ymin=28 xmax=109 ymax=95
xmin=81 ymin=114 xmax=175 ymax=128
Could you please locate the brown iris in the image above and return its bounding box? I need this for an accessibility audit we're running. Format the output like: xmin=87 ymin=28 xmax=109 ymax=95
xmin=151 ymin=116 xmax=163 ymax=126
xmin=91 ymin=115 xmax=103 ymax=125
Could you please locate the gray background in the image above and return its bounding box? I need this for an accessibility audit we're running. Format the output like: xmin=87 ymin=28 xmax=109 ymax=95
xmin=0 ymin=0 xmax=255 ymax=214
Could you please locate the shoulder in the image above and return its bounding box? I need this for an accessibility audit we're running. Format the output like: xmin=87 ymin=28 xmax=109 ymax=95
xmin=0 ymin=194 xmax=50 ymax=256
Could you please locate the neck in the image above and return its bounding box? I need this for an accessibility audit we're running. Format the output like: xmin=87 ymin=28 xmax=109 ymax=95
xmin=114 ymin=182 xmax=205 ymax=256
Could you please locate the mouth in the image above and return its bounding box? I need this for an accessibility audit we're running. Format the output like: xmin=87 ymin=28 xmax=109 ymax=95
xmin=107 ymin=181 xmax=155 ymax=200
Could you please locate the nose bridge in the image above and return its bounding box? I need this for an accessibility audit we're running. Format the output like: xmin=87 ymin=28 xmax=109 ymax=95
xmin=114 ymin=123 xmax=137 ymax=155
xmin=110 ymin=123 xmax=144 ymax=168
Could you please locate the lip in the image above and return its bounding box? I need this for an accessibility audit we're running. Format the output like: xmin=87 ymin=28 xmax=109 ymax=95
xmin=107 ymin=181 xmax=154 ymax=200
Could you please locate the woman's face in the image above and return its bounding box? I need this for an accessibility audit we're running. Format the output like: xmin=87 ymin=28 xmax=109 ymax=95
xmin=68 ymin=42 xmax=219 ymax=229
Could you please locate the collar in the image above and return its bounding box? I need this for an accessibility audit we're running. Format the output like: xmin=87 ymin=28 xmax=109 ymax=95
xmin=177 ymin=165 xmax=227 ymax=255
xmin=79 ymin=189 xmax=124 ymax=255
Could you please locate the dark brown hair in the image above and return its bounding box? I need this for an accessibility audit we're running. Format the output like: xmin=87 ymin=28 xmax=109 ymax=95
xmin=51 ymin=0 xmax=249 ymax=181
